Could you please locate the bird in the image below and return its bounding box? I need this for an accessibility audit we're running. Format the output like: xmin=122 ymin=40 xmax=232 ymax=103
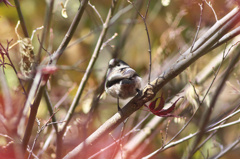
xmin=105 ymin=58 xmax=142 ymax=112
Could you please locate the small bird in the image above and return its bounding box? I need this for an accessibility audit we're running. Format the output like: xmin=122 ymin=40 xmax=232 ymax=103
xmin=105 ymin=59 xmax=142 ymax=112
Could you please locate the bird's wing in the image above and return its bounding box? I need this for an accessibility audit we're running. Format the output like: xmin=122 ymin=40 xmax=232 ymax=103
xmin=108 ymin=68 xmax=136 ymax=81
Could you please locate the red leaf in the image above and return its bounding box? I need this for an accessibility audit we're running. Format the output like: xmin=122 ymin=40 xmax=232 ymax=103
xmin=148 ymin=92 xmax=165 ymax=113
xmin=154 ymin=92 xmax=165 ymax=112
xmin=146 ymin=95 xmax=183 ymax=117
xmin=148 ymin=97 xmax=159 ymax=111
xmin=154 ymin=97 xmax=183 ymax=117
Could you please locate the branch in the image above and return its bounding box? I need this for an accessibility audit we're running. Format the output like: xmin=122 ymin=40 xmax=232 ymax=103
xmin=28 ymin=110 xmax=61 ymax=159
xmin=22 ymin=80 xmax=45 ymax=152
xmin=208 ymin=26 xmax=240 ymax=51
xmin=62 ymin=7 xmax=240 ymax=159
xmin=44 ymin=0 xmax=89 ymax=64
xmin=13 ymin=0 xmax=29 ymax=37
xmin=36 ymin=0 xmax=54 ymax=63
xmin=212 ymin=136 xmax=240 ymax=159
xmin=0 ymin=41 xmax=27 ymax=97
xmin=144 ymin=106 xmax=240 ymax=154
xmin=43 ymin=88 xmax=58 ymax=132
xmin=177 ymin=7 xmax=239 ymax=61
xmin=187 ymin=45 xmax=240 ymax=158
xmin=20 ymin=0 xmax=89 ymax=153
xmin=59 ymin=0 xmax=118 ymax=132
xmin=128 ymin=0 xmax=152 ymax=84
xmin=190 ymin=1 xmax=204 ymax=53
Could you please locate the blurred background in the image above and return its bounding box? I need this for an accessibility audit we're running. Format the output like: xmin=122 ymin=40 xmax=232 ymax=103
xmin=1 ymin=0 xmax=240 ymax=158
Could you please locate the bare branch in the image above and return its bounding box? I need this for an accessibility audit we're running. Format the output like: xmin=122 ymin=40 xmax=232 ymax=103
xmin=204 ymin=0 xmax=218 ymax=21
xmin=63 ymin=8 xmax=240 ymax=159
xmin=59 ymin=0 xmax=118 ymax=133
xmin=88 ymin=1 xmax=104 ymax=25
xmin=190 ymin=1 xmax=204 ymax=53
xmin=187 ymin=45 xmax=240 ymax=158
xmin=128 ymin=0 xmax=152 ymax=84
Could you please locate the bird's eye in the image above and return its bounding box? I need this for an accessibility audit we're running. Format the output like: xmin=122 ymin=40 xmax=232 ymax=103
xmin=117 ymin=63 xmax=120 ymax=66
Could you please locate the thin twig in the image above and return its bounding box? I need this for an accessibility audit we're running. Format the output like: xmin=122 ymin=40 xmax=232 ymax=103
xmin=31 ymin=26 xmax=44 ymax=41
xmin=54 ymin=83 xmax=77 ymax=109
xmin=109 ymin=133 xmax=119 ymax=159
xmin=13 ymin=0 xmax=29 ymax=37
xmin=213 ymin=136 xmax=240 ymax=159
xmin=28 ymin=109 xmax=60 ymax=159
xmin=43 ymin=89 xmax=58 ymax=132
xmin=192 ymin=101 xmax=240 ymax=155
xmin=190 ymin=1 xmax=204 ymax=53
xmin=36 ymin=0 xmax=54 ymax=63
xmin=204 ymin=0 xmax=218 ymax=21
xmin=177 ymin=7 xmax=239 ymax=62
xmin=22 ymin=81 xmax=44 ymax=152
xmin=0 ymin=41 xmax=27 ymax=97
xmin=100 ymin=33 xmax=118 ymax=51
xmin=63 ymin=7 xmax=240 ymax=159
xmin=149 ymin=111 xmax=240 ymax=153
xmin=42 ymin=0 xmax=89 ymax=64
xmin=187 ymin=45 xmax=240 ymax=158
xmin=88 ymin=1 xmax=104 ymax=24
xmin=128 ymin=0 xmax=152 ymax=84
xmin=88 ymin=113 xmax=151 ymax=159
xmin=21 ymin=0 xmax=89 ymax=155
xmin=142 ymin=28 xmax=240 ymax=159
xmin=123 ymin=35 xmax=240 ymax=159
xmin=189 ymin=81 xmax=201 ymax=105
xmin=59 ymin=0 xmax=118 ymax=133
xmin=119 ymin=119 xmax=128 ymax=159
